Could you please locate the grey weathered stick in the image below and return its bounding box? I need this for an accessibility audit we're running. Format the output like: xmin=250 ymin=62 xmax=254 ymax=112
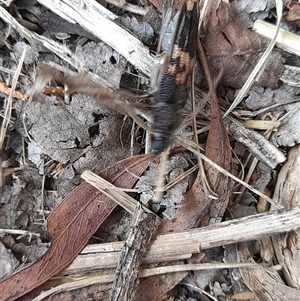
xmin=37 ymin=0 xmax=153 ymax=76
xmin=62 ymin=206 xmax=300 ymax=274
xmin=225 ymin=116 xmax=286 ymax=168
xmin=110 ymin=204 xmax=157 ymax=301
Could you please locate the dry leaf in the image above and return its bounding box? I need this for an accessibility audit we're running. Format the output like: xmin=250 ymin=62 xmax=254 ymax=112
xmin=203 ymin=1 xmax=284 ymax=88
xmin=283 ymin=2 xmax=300 ymax=25
xmin=0 ymin=154 xmax=152 ymax=301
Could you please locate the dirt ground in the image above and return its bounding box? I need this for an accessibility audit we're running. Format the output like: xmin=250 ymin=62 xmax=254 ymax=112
xmin=0 ymin=0 xmax=299 ymax=300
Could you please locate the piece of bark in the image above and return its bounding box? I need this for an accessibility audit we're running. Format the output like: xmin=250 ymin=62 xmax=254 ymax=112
xmin=225 ymin=116 xmax=286 ymax=168
xmin=59 ymin=206 xmax=300 ymax=275
xmin=237 ymin=242 xmax=299 ymax=301
xmin=271 ymin=144 xmax=300 ymax=289
xmin=110 ymin=204 xmax=157 ymax=301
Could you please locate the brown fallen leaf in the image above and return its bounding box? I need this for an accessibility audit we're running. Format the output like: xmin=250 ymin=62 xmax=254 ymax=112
xmin=192 ymin=36 xmax=232 ymax=228
xmin=283 ymin=2 xmax=300 ymax=25
xmin=203 ymin=1 xmax=284 ymax=89
xmin=0 ymin=153 xmax=152 ymax=301
xmin=237 ymin=242 xmax=299 ymax=301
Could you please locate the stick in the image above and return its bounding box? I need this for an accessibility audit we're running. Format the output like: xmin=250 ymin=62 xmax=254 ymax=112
xmin=62 ymin=206 xmax=300 ymax=274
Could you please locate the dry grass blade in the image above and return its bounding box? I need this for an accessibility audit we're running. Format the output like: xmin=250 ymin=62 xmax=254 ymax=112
xmin=253 ymin=20 xmax=300 ymax=56
xmin=0 ymin=47 xmax=26 ymax=150
xmin=177 ymin=136 xmax=282 ymax=208
xmin=81 ymin=170 xmax=157 ymax=217
xmin=32 ymin=262 xmax=257 ymax=301
xmin=163 ymin=164 xmax=198 ymax=191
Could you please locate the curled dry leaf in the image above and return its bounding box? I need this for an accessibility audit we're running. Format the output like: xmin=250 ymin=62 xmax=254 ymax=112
xmin=0 ymin=154 xmax=152 ymax=301
xmin=202 ymin=1 xmax=284 ymax=88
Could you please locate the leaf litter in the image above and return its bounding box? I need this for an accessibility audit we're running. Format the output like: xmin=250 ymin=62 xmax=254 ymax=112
xmin=0 ymin=0 xmax=299 ymax=300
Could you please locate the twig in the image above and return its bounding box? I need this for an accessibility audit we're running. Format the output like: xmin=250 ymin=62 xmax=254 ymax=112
xmin=62 ymin=206 xmax=300 ymax=274
xmin=225 ymin=116 xmax=286 ymax=168
xmin=105 ymin=0 xmax=147 ymax=16
xmin=36 ymin=0 xmax=153 ymax=76
xmin=110 ymin=204 xmax=157 ymax=301
xmin=0 ymin=47 xmax=26 ymax=150
xmin=34 ymin=263 xmax=258 ymax=301
xmin=81 ymin=170 xmax=158 ymax=218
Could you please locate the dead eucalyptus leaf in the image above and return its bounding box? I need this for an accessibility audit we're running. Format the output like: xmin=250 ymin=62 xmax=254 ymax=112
xmin=0 ymin=154 xmax=151 ymax=301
